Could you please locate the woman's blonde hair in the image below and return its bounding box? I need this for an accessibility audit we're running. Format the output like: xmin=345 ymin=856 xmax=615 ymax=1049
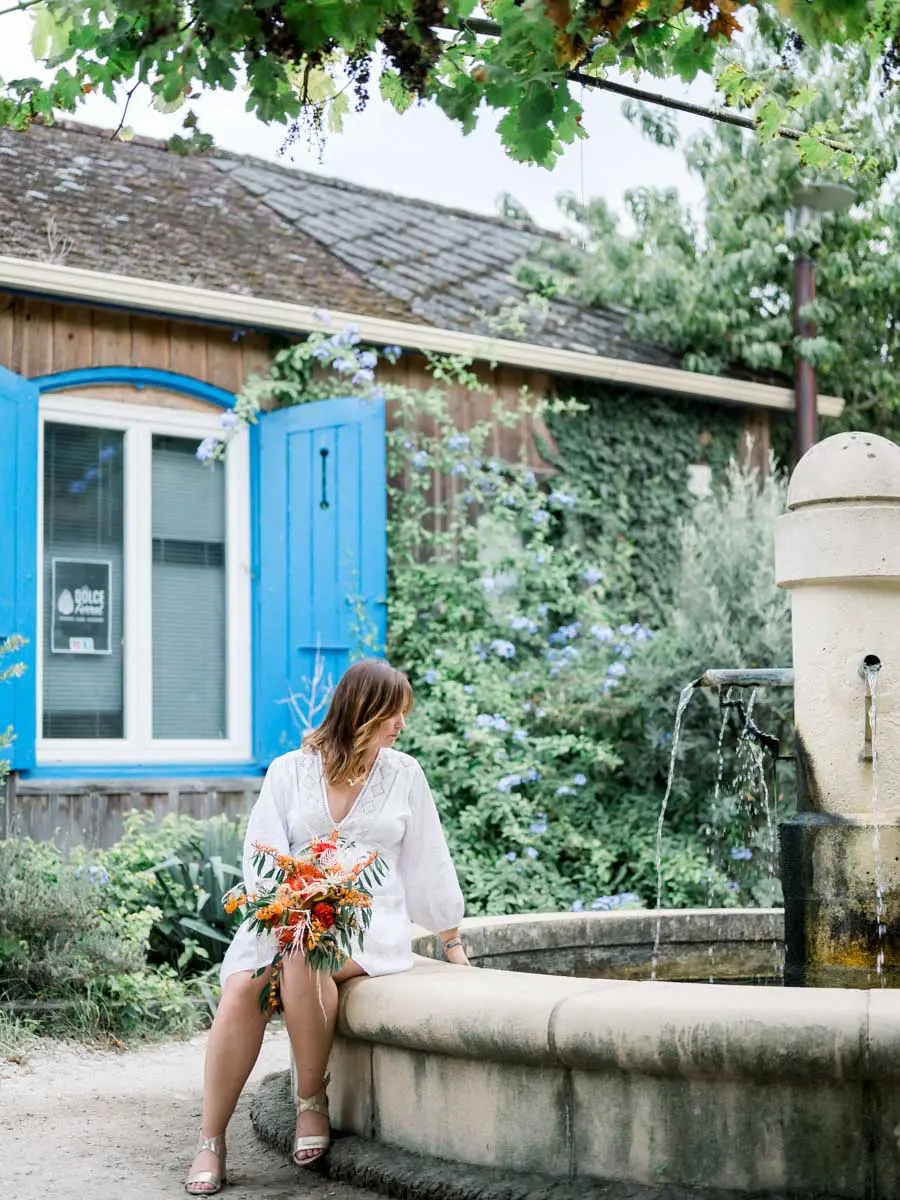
xmin=304 ymin=659 xmax=414 ymax=784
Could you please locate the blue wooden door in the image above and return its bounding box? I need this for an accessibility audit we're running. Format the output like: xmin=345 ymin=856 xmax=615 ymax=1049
xmin=0 ymin=366 xmax=39 ymax=770
xmin=254 ymin=396 xmax=387 ymax=765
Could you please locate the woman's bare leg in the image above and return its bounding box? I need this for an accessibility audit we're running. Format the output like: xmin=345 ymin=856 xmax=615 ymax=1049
xmin=186 ymin=968 xmax=271 ymax=1193
xmin=280 ymin=957 xmax=366 ymax=1161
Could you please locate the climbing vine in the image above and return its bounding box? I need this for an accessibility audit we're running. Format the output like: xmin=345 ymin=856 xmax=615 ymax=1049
xmin=543 ymin=386 xmax=747 ymax=626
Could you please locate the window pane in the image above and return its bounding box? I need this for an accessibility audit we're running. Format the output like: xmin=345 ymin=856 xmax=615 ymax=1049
xmin=152 ymin=436 xmax=227 ymax=740
xmin=42 ymin=423 xmax=125 ymax=739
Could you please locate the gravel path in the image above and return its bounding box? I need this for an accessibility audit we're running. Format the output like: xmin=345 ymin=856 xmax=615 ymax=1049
xmin=0 ymin=1028 xmax=381 ymax=1199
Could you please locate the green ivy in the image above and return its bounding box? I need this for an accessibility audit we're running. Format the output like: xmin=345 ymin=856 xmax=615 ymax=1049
xmin=543 ymin=386 xmax=746 ymax=626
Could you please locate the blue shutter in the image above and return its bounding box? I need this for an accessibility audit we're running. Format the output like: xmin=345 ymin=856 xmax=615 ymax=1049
xmin=253 ymin=396 xmax=387 ymax=765
xmin=0 ymin=367 xmax=39 ymax=770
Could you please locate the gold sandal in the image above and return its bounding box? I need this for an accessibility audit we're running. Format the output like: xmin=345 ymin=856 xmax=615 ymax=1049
xmin=293 ymin=1073 xmax=331 ymax=1166
xmin=185 ymin=1131 xmax=227 ymax=1195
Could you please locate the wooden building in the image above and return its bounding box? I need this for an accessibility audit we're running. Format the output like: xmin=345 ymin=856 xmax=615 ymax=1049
xmin=0 ymin=123 xmax=843 ymax=845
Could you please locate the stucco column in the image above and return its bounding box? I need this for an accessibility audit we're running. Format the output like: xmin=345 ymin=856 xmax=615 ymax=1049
xmin=775 ymin=431 xmax=900 ymax=986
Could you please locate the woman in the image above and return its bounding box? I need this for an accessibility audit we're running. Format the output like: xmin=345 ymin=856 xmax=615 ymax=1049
xmin=185 ymin=659 xmax=469 ymax=1195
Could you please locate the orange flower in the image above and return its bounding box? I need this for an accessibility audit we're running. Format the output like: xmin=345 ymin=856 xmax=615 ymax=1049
xmin=312 ymin=902 xmax=335 ymax=929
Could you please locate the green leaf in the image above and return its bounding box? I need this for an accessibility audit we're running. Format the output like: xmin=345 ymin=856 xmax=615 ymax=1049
xmin=380 ymin=69 xmax=415 ymax=115
xmin=755 ymin=97 xmax=784 ymax=141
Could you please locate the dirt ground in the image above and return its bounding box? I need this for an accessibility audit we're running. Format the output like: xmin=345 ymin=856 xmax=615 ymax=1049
xmin=0 ymin=1028 xmax=381 ymax=1199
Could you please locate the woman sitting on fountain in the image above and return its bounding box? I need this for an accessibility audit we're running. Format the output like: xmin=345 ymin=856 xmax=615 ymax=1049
xmin=185 ymin=659 xmax=469 ymax=1195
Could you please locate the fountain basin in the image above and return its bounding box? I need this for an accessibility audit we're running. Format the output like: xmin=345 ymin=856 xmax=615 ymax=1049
xmin=263 ymin=910 xmax=900 ymax=1198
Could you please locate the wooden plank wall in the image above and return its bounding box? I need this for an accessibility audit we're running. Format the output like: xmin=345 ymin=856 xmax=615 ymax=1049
xmin=0 ymin=294 xmax=557 ymax=462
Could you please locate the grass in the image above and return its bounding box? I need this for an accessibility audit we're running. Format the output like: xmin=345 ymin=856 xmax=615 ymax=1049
xmin=0 ymin=1008 xmax=43 ymax=1065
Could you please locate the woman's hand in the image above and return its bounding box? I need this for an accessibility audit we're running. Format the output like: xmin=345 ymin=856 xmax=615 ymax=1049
xmin=440 ymin=932 xmax=471 ymax=966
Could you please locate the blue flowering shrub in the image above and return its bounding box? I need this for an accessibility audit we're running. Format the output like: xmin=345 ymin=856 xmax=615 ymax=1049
xmin=379 ymin=371 xmax=718 ymax=915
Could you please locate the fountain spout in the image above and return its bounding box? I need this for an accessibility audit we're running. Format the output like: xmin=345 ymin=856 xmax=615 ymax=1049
xmin=693 ymin=668 xmax=794 ymax=690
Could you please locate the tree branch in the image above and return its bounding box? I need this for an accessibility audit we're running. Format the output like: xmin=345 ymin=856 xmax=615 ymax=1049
xmin=0 ymin=0 xmax=42 ymax=16
xmin=455 ymin=15 xmax=852 ymax=154
xmin=568 ymin=71 xmax=852 ymax=153
xmin=111 ymin=81 xmax=140 ymax=140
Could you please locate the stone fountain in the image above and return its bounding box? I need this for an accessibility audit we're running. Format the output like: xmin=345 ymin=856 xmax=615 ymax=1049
xmin=252 ymin=432 xmax=900 ymax=1199
xmin=777 ymin=432 xmax=900 ymax=988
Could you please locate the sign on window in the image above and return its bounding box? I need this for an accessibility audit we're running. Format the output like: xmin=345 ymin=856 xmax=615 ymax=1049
xmin=51 ymin=558 xmax=113 ymax=655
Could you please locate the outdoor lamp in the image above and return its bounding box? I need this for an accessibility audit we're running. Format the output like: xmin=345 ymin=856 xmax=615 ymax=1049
xmin=788 ymin=182 xmax=855 ymax=461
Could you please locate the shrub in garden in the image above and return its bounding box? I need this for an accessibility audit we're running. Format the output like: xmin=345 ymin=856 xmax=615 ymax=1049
xmin=0 ymin=836 xmax=200 ymax=1039
xmin=606 ymin=455 xmax=794 ymax=909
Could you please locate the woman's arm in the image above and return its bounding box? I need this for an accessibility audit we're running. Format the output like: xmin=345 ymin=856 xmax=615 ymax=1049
xmin=398 ymin=762 xmax=467 ymax=960
xmin=241 ymin=756 xmax=291 ymax=895
xmin=438 ymin=928 xmax=470 ymax=966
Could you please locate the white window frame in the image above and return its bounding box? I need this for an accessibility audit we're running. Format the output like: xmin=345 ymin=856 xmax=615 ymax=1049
xmin=36 ymin=393 xmax=252 ymax=765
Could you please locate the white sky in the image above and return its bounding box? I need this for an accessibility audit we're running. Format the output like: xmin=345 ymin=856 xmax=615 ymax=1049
xmin=0 ymin=10 xmax=711 ymax=232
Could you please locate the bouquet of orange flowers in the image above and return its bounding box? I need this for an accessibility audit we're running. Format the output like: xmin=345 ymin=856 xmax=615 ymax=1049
xmin=224 ymin=830 xmax=385 ymax=1011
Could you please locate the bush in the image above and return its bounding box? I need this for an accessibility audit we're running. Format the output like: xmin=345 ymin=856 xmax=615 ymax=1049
xmin=86 ymin=811 xmax=246 ymax=977
xmin=602 ymin=455 xmax=794 ymax=909
xmin=0 ymin=837 xmax=201 ymax=1040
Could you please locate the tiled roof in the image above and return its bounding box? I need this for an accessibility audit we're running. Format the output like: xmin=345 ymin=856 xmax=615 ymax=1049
xmin=0 ymin=121 xmax=675 ymax=367
xmin=210 ymin=156 xmax=676 ymax=367
xmin=0 ymin=123 xmax=413 ymax=321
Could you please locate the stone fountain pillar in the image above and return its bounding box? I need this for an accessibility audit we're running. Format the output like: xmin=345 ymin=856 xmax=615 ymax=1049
xmin=776 ymin=431 xmax=900 ymax=987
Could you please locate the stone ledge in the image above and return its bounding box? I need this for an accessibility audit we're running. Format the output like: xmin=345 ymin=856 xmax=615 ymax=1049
xmin=335 ymin=954 xmax=889 ymax=1083
xmin=250 ymin=1069 xmax=844 ymax=1200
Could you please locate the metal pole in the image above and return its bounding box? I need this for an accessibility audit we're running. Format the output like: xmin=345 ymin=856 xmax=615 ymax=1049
xmin=793 ymin=251 xmax=818 ymax=461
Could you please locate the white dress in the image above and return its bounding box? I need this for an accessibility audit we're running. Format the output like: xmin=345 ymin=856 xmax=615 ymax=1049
xmin=220 ymin=746 xmax=465 ymax=984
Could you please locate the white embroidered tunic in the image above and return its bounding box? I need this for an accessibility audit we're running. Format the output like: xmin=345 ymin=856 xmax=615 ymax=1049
xmin=220 ymin=746 xmax=465 ymax=984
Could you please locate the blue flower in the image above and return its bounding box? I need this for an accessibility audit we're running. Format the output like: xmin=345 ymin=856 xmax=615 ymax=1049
xmin=730 ymin=847 xmax=753 ymax=861
xmin=358 ymin=350 xmax=378 ymax=369
xmin=509 ymin=615 xmax=538 ymax=634
xmin=446 ymin=434 xmax=470 ymax=451
xmin=352 ymin=368 xmax=375 ymax=386
xmin=497 ymin=774 xmax=523 ymax=793
xmin=726 ymin=881 xmax=741 ymax=892
xmin=333 ymin=357 xmax=356 ymax=374
xmin=463 ymin=685 xmax=474 ymax=694
xmin=583 ymin=566 xmax=603 ymax=585
xmin=411 ymin=450 xmax=430 ymax=470
xmin=338 ymin=325 xmax=361 ymax=347
xmin=571 ymin=899 xmax=584 ymax=913
xmin=549 ymin=491 xmax=576 ymax=508
xmin=219 ymin=411 xmax=239 ymax=430
xmin=522 ymin=469 xmax=537 ymax=488
xmin=505 ymin=851 xmax=518 ymax=862
xmin=525 ymin=768 xmax=541 ymax=783
xmin=450 ymin=463 xmax=468 ymax=477
xmin=531 ymin=510 xmax=550 ymax=526
xmin=512 ymin=729 xmax=528 ymax=744
xmin=549 ymin=622 xmax=581 ymax=644
xmin=481 ymin=576 xmax=496 ymax=593
xmin=195 ymin=437 xmax=220 ymax=462
xmin=528 ymin=818 xmax=548 ymax=835
xmin=525 ymin=846 xmax=539 ymax=860
xmin=488 ymin=459 xmax=502 ymax=474
xmin=536 ymin=604 xmax=549 ymax=617
xmin=311 ymin=341 xmax=334 ymax=362
xmin=475 ymin=713 xmax=509 ymax=733
xmin=608 ymin=662 xmax=627 ymax=678
xmin=383 ymin=345 xmax=402 ymax=363
xmin=556 ymin=786 xmax=576 ymax=797
xmin=573 ymin=774 xmax=587 ymax=787
xmin=590 ymin=625 xmax=614 ymax=642
xmin=490 ymin=639 xmax=516 ymax=660
xmin=422 ymin=669 xmax=439 ymax=685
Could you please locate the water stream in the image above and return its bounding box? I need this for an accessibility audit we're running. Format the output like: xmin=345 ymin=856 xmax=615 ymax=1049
xmin=864 ymin=663 xmax=887 ymax=984
xmin=651 ymin=684 xmax=696 ymax=980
